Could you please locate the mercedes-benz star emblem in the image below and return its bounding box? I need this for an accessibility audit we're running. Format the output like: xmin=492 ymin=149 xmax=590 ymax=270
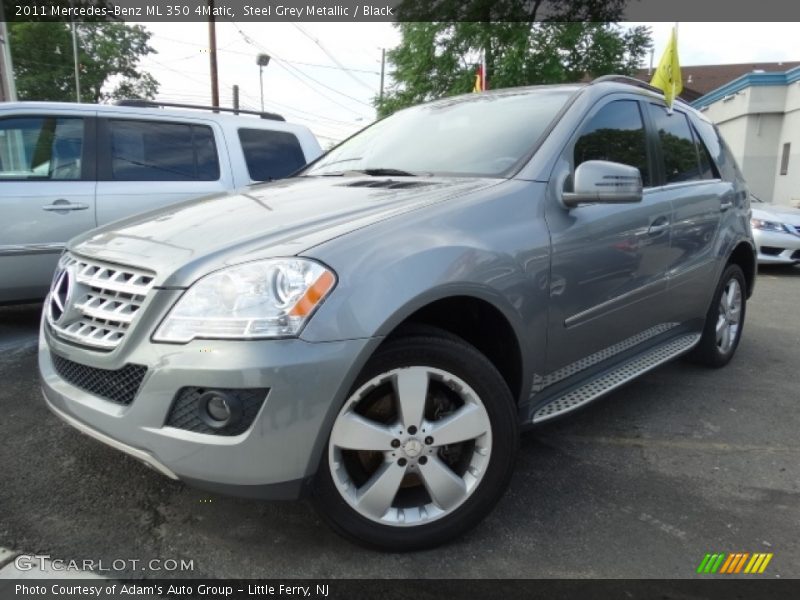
xmin=48 ymin=267 xmax=73 ymax=324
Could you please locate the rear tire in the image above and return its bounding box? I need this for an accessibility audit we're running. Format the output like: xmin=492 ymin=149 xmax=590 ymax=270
xmin=687 ymin=263 xmax=746 ymax=368
xmin=313 ymin=327 xmax=518 ymax=551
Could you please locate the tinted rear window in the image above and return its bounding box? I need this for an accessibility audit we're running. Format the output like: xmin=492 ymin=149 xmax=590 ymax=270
xmin=647 ymin=105 xmax=702 ymax=184
xmin=692 ymin=118 xmax=742 ymax=183
xmin=108 ymin=120 xmax=220 ymax=181
xmin=238 ymin=128 xmax=306 ymax=181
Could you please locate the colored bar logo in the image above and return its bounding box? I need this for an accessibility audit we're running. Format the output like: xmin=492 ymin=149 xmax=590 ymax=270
xmin=696 ymin=552 xmax=773 ymax=574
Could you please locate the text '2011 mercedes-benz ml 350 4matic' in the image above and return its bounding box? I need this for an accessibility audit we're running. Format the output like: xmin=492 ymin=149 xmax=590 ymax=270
xmin=40 ymin=77 xmax=756 ymax=551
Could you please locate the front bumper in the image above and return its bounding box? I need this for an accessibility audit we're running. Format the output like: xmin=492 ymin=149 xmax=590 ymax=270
xmin=39 ymin=313 xmax=379 ymax=499
xmin=753 ymin=229 xmax=800 ymax=264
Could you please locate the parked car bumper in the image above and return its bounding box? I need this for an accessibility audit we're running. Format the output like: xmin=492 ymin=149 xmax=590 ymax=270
xmin=39 ymin=314 xmax=377 ymax=499
xmin=752 ymin=229 xmax=800 ymax=264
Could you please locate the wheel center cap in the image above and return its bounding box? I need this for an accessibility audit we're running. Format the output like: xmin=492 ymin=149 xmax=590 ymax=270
xmin=403 ymin=438 xmax=423 ymax=458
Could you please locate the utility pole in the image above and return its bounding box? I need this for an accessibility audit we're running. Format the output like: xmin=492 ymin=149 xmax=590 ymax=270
xmin=208 ymin=0 xmax=219 ymax=108
xmin=232 ymin=85 xmax=239 ymax=114
xmin=71 ymin=20 xmax=81 ymax=102
xmin=378 ymin=48 xmax=385 ymax=104
xmin=0 ymin=4 xmax=18 ymax=102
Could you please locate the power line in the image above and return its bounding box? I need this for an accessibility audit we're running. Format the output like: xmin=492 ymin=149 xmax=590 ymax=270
xmin=291 ymin=23 xmax=377 ymax=92
xmin=231 ymin=23 xmax=374 ymax=111
xmin=153 ymin=33 xmax=380 ymax=74
xmin=215 ymin=73 xmax=360 ymax=130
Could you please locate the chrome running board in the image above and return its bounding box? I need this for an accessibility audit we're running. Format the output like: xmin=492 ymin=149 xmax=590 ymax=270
xmin=532 ymin=333 xmax=701 ymax=424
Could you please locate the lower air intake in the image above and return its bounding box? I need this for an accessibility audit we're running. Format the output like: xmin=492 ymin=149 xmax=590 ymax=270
xmin=51 ymin=353 xmax=147 ymax=406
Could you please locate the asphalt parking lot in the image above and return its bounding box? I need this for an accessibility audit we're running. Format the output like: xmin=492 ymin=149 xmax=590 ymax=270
xmin=1 ymin=266 xmax=798 ymax=579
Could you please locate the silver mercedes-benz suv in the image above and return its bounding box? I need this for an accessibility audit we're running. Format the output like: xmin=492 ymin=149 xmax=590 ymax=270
xmin=39 ymin=77 xmax=756 ymax=551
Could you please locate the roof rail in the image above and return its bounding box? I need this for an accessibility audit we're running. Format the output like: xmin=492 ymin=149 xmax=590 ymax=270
xmin=115 ymin=99 xmax=285 ymax=121
xmin=590 ymin=75 xmax=665 ymax=95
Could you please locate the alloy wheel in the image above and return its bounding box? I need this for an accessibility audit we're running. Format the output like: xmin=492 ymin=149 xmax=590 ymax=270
xmin=328 ymin=366 xmax=492 ymax=526
xmin=715 ymin=278 xmax=742 ymax=354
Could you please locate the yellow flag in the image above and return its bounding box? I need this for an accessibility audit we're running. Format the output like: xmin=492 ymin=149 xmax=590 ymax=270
xmin=650 ymin=27 xmax=682 ymax=109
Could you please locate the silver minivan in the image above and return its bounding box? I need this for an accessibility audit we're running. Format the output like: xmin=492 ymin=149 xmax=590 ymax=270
xmin=0 ymin=101 xmax=322 ymax=303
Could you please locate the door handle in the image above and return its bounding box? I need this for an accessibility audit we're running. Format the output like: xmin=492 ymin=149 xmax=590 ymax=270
xmin=42 ymin=201 xmax=89 ymax=212
xmin=720 ymin=200 xmax=733 ymax=211
xmin=647 ymin=217 xmax=670 ymax=236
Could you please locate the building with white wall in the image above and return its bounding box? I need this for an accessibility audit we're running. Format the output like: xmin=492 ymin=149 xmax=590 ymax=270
xmin=693 ymin=66 xmax=800 ymax=208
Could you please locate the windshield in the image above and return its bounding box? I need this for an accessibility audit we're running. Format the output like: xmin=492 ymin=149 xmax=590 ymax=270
xmin=304 ymin=89 xmax=574 ymax=178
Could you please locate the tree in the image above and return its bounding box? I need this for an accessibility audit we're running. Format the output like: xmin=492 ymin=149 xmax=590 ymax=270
xmin=377 ymin=2 xmax=651 ymax=116
xmin=9 ymin=21 xmax=158 ymax=103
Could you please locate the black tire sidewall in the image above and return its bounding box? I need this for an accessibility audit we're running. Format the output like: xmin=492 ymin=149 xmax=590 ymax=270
xmin=693 ymin=264 xmax=747 ymax=367
xmin=313 ymin=332 xmax=518 ymax=551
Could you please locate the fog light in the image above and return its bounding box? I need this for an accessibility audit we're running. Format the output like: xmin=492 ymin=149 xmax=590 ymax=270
xmin=207 ymin=395 xmax=231 ymax=421
xmin=198 ymin=391 xmax=242 ymax=429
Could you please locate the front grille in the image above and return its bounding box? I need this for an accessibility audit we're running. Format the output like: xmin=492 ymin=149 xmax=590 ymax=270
xmin=791 ymin=249 xmax=800 ymax=260
xmin=166 ymin=387 xmax=268 ymax=436
xmin=51 ymin=353 xmax=147 ymax=406
xmin=48 ymin=254 xmax=156 ymax=350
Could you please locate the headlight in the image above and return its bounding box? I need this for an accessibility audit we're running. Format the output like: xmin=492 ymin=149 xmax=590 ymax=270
xmin=153 ymin=259 xmax=336 ymax=343
xmin=750 ymin=218 xmax=789 ymax=233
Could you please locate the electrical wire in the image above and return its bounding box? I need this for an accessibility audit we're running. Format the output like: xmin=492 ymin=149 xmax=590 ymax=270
xmin=231 ymin=23 xmax=374 ymax=110
xmin=153 ymin=33 xmax=380 ymax=74
xmin=290 ymin=23 xmax=377 ymax=91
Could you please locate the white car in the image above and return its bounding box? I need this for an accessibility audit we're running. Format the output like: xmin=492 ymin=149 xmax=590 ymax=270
xmin=750 ymin=195 xmax=800 ymax=265
xmin=0 ymin=100 xmax=323 ymax=303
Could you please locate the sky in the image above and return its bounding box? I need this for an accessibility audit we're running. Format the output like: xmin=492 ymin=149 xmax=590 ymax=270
xmin=131 ymin=22 xmax=800 ymax=146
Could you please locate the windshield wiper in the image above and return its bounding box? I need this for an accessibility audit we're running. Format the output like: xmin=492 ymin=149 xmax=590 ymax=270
xmin=357 ymin=168 xmax=418 ymax=177
xmin=316 ymin=167 xmax=421 ymax=177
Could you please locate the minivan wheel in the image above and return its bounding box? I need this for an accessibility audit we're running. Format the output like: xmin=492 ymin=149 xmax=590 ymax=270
xmin=313 ymin=327 xmax=518 ymax=551
xmin=687 ymin=263 xmax=746 ymax=368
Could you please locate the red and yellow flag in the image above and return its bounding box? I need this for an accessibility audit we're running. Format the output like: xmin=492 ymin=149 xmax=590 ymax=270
xmin=473 ymin=64 xmax=486 ymax=93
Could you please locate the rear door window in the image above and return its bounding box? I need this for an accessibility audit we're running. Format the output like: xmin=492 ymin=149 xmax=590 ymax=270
xmin=647 ymin=105 xmax=704 ymax=184
xmin=107 ymin=119 xmax=220 ymax=181
xmin=0 ymin=116 xmax=84 ymax=180
xmin=238 ymin=128 xmax=306 ymax=181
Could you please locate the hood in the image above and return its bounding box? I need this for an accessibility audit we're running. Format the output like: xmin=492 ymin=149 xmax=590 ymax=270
xmin=752 ymin=203 xmax=800 ymax=225
xmin=69 ymin=176 xmax=504 ymax=287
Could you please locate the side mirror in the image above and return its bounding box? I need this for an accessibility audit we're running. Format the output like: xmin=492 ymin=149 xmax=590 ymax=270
xmin=561 ymin=160 xmax=643 ymax=208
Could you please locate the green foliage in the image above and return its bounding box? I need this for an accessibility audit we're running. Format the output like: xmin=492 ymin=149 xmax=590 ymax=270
xmin=9 ymin=21 xmax=158 ymax=103
xmin=377 ymin=19 xmax=652 ymax=117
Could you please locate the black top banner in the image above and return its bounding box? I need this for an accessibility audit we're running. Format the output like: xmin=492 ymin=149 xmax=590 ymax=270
xmin=2 ymin=0 xmax=799 ymax=22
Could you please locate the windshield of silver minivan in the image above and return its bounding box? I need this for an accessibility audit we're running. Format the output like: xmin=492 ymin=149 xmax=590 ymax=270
xmin=303 ymin=89 xmax=573 ymax=178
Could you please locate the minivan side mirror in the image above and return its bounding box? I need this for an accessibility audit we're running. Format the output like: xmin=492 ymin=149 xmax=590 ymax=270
xmin=560 ymin=160 xmax=643 ymax=208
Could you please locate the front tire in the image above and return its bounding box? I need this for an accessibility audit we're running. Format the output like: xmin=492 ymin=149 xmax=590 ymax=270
xmin=313 ymin=327 xmax=518 ymax=551
xmin=688 ymin=263 xmax=746 ymax=368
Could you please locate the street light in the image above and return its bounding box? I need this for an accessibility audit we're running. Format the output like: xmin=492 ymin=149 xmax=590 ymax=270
xmin=256 ymin=53 xmax=270 ymax=112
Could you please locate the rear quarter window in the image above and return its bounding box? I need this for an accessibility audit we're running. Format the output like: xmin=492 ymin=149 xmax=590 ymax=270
xmin=692 ymin=117 xmax=742 ymax=183
xmin=238 ymin=128 xmax=307 ymax=181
